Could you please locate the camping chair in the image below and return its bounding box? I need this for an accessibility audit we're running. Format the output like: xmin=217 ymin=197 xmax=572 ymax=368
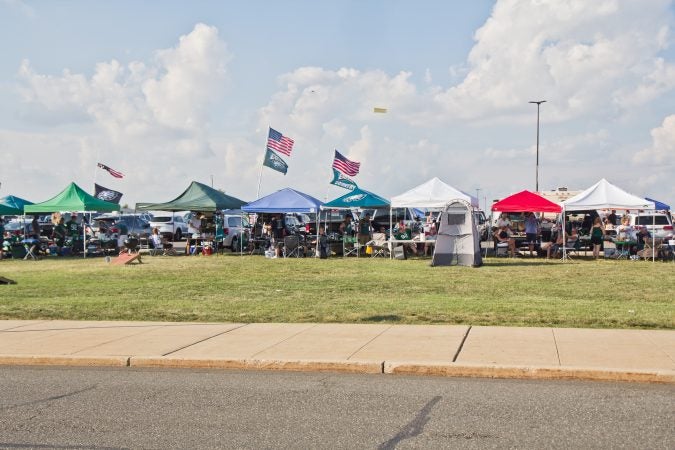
xmin=23 ymin=238 xmax=41 ymax=261
xmin=561 ymin=236 xmax=579 ymax=260
xmin=342 ymin=235 xmax=361 ymax=257
xmin=283 ymin=235 xmax=301 ymax=258
xmin=367 ymin=232 xmax=390 ymax=258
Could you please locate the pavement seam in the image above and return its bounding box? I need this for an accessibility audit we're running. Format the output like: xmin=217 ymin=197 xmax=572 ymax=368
xmin=346 ymin=324 xmax=393 ymax=360
xmin=70 ymin=326 xmax=165 ymax=355
xmin=161 ymin=323 xmax=250 ymax=356
xmin=452 ymin=325 xmax=471 ymax=362
xmin=552 ymin=328 xmax=561 ymax=366
xmin=0 ymin=320 xmax=49 ymax=332
xmin=249 ymin=323 xmax=319 ymax=358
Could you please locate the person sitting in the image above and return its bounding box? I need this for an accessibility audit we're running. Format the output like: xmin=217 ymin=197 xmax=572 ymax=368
xmin=495 ymin=225 xmax=517 ymax=257
xmin=546 ymin=228 xmax=565 ymax=259
xmin=150 ymin=227 xmax=174 ymax=255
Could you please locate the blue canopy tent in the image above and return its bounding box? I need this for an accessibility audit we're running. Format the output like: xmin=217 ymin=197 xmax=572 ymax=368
xmin=242 ymin=188 xmax=323 ymax=214
xmin=243 ymin=188 xmax=323 ymax=256
xmin=645 ymin=197 xmax=670 ymax=211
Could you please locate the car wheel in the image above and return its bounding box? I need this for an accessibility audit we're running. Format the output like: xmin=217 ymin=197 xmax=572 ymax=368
xmin=230 ymin=236 xmax=238 ymax=252
xmin=174 ymin=229 xmax=182 ymax=241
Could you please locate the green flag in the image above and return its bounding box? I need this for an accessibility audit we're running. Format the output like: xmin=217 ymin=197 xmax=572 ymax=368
xmin=330 ymin=168 xmax=358 ymax=191
xmin=263 ymin=148 xmax=288 ymax=175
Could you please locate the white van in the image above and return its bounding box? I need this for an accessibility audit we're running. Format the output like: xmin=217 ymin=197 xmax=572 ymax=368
xmin=628 ymin=213 xmax=673 ymax=239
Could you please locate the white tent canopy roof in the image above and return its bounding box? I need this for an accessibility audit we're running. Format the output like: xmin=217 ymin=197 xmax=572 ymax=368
xmin=390 ymin=177 xmax=478 ymax=208
xmin=562 ymin=178 xmax=655 ymax=211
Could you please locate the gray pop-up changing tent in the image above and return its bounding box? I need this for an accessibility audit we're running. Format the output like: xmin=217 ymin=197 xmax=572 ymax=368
xmin=431 ymin=200 xmax=482 ymax=267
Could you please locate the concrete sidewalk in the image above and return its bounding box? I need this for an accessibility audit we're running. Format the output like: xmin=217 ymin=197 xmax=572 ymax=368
xmin=0 ymin=320 xmax=673 ymax=383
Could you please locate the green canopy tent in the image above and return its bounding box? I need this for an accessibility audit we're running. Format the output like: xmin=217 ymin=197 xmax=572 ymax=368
xmin=136 ymin=181 xmax=247 ymax=254
xmin=136 ymin=181 xmax=245 ymax=212
xmin=0 ymin=195 xmax=34 ymax=216
xmin=24 ymin=182 xmax=120 ymax=258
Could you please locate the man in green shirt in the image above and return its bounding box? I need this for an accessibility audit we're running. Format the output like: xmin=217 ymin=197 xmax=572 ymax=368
xmin=65 ymin=214 xmax=81 ymax=253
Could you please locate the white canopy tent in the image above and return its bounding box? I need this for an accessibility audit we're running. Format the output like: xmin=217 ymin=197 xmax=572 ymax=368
xmin=389 ymin=177 xmax=478 ymax=259
xmin=390 ymin=177 xmax=478 ymax=209
xmin=562 ymin=179 xmax=655 ymax=260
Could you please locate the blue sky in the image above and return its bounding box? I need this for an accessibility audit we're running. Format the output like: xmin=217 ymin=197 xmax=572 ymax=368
xmin=1 ymin=0 xmax=673 ymax=210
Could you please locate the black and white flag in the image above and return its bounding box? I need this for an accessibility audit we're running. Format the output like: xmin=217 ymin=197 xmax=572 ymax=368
xmin=94 ymin=183 xmax=123 ymax=204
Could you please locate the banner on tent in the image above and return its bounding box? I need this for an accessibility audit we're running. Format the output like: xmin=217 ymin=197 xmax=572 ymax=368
xmin=330 ymin=168 xmax=358 ymax=191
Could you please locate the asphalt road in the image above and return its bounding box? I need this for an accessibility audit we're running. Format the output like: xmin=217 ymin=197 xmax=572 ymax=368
xmin=0 ymin=367 xmax=672 ymax=449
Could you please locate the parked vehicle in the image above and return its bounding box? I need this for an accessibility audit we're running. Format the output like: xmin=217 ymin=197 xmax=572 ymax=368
xmin=148 ymin=213 xmax=189 ymax=241
xmin=628 ymin=213 xmax=673 ymax=239
xmin=221 ymin=212 xmax=250 ymax=251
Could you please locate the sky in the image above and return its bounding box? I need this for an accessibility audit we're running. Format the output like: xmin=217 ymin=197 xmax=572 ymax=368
xmin=1 ymin=0 xmax=674 ymax=211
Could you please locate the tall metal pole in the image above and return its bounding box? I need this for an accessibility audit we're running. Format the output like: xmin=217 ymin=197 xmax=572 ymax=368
xmin=529 ymin=100 xmax=546 ymax=192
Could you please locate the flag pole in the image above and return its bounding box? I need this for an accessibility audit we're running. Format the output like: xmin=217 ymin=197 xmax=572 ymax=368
xmin=256 ymin=155 xmax=265 ymax=200
xmin=256 ymin=127 xmax=270 ymax=200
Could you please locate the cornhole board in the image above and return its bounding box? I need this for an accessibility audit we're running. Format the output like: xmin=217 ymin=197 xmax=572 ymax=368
xmin=0 ymin=276 xmax=17 ymax=285
xmin=112 ymin=252 xmax=143 ymax=265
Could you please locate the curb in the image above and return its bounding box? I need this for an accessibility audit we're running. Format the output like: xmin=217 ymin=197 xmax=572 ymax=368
xmin=130 ymin=357 xmax=383 ymax=374
xmin=0 ymin=354 xmax=130 ymax=367
xmin=384 ymin=362 xmax=675 ymax=384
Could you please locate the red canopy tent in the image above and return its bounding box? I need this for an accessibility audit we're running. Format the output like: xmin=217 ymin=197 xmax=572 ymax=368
xmin=491 ymin=190 xmax=561 ymax=213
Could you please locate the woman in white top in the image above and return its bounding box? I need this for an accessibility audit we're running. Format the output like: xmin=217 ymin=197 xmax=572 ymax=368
xmin=188 ymin=214 xmax=202 ymax=236
xmin=496 ymin=213 xmax=512 ymax=230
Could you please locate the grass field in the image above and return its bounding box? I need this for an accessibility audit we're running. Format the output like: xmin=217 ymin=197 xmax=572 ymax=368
xmin=0 ymin=254 xmax=673 ymax=329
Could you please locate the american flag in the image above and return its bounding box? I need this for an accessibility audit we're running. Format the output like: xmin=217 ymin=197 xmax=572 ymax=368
xmin=332 ymin=150 xmax=360 ymax=177
xmin=266 ymin=127 xmax=294 ymax=157
xmin=97 ymin=163 xmax=124 ymax=179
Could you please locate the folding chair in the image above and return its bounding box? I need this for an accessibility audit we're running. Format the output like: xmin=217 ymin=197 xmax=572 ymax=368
xmin=23 ymin=239 xmax=41 ymax=261
xmin=561 ymin=237 xmax=579 ymax=260
xmin=283 ymin=235 xmax=301 ymax=258
xmin=342 ymin=235 xmax=361 ymax=257
xmin=367 ymin=233 xmax=390 ymax=258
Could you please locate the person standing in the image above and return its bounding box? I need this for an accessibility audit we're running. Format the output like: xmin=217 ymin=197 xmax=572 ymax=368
xmin=590 ymin=216 xmax=605 ymax=259
xmin=524 ymin=212 xmax=540 ymax=257
xmin=0 ymin=218 xmax=4 ymax=259
xmin=357 ymin=213 xmax=371 ymax=255
xmin=65 ymin=214 xmax=81 ymax=253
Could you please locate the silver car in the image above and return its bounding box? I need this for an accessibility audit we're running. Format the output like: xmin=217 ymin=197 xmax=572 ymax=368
xmin=221 ymin=213 xmax=250 ymax=251
xmin=149 ymin=214 xmax=189 ymax=241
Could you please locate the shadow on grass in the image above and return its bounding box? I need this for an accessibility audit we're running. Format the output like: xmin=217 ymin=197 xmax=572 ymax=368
xmin=361 ymin=314 xmax=402 ymax=323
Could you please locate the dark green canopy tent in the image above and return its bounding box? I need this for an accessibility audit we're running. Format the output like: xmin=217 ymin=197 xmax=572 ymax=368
xmin=136 ymin=181 xmax=245 ymax=212
xmin=0 ymin=195 xmax=34 ymax=215
xmin=24 ymin=182 xmax=120 ymax=213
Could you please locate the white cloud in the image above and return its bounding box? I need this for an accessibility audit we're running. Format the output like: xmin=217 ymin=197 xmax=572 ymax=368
xmin=634 ymin=115 xmax=675 ymax=164
xmin=18 ymin=23 xmax=230 ymax=137
xmin=433 ymin=0 xmax=675 ymax=121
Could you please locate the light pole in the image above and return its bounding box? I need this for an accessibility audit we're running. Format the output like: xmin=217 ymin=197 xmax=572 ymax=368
xmin=529 ymin=100 xmax=546 ymax=192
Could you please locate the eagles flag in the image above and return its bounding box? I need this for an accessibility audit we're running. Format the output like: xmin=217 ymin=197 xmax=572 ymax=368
xmin=262 ymin=148 xmax=288 ymax=175
xmin=94 ymin=183 xmax=123 ymax=204
xmin=330 ymin=168 xmax=358 ymax=191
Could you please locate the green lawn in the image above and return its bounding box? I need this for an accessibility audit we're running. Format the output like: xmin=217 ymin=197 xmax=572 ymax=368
xmin=0 ymin=254 xmax=673 ymax=329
